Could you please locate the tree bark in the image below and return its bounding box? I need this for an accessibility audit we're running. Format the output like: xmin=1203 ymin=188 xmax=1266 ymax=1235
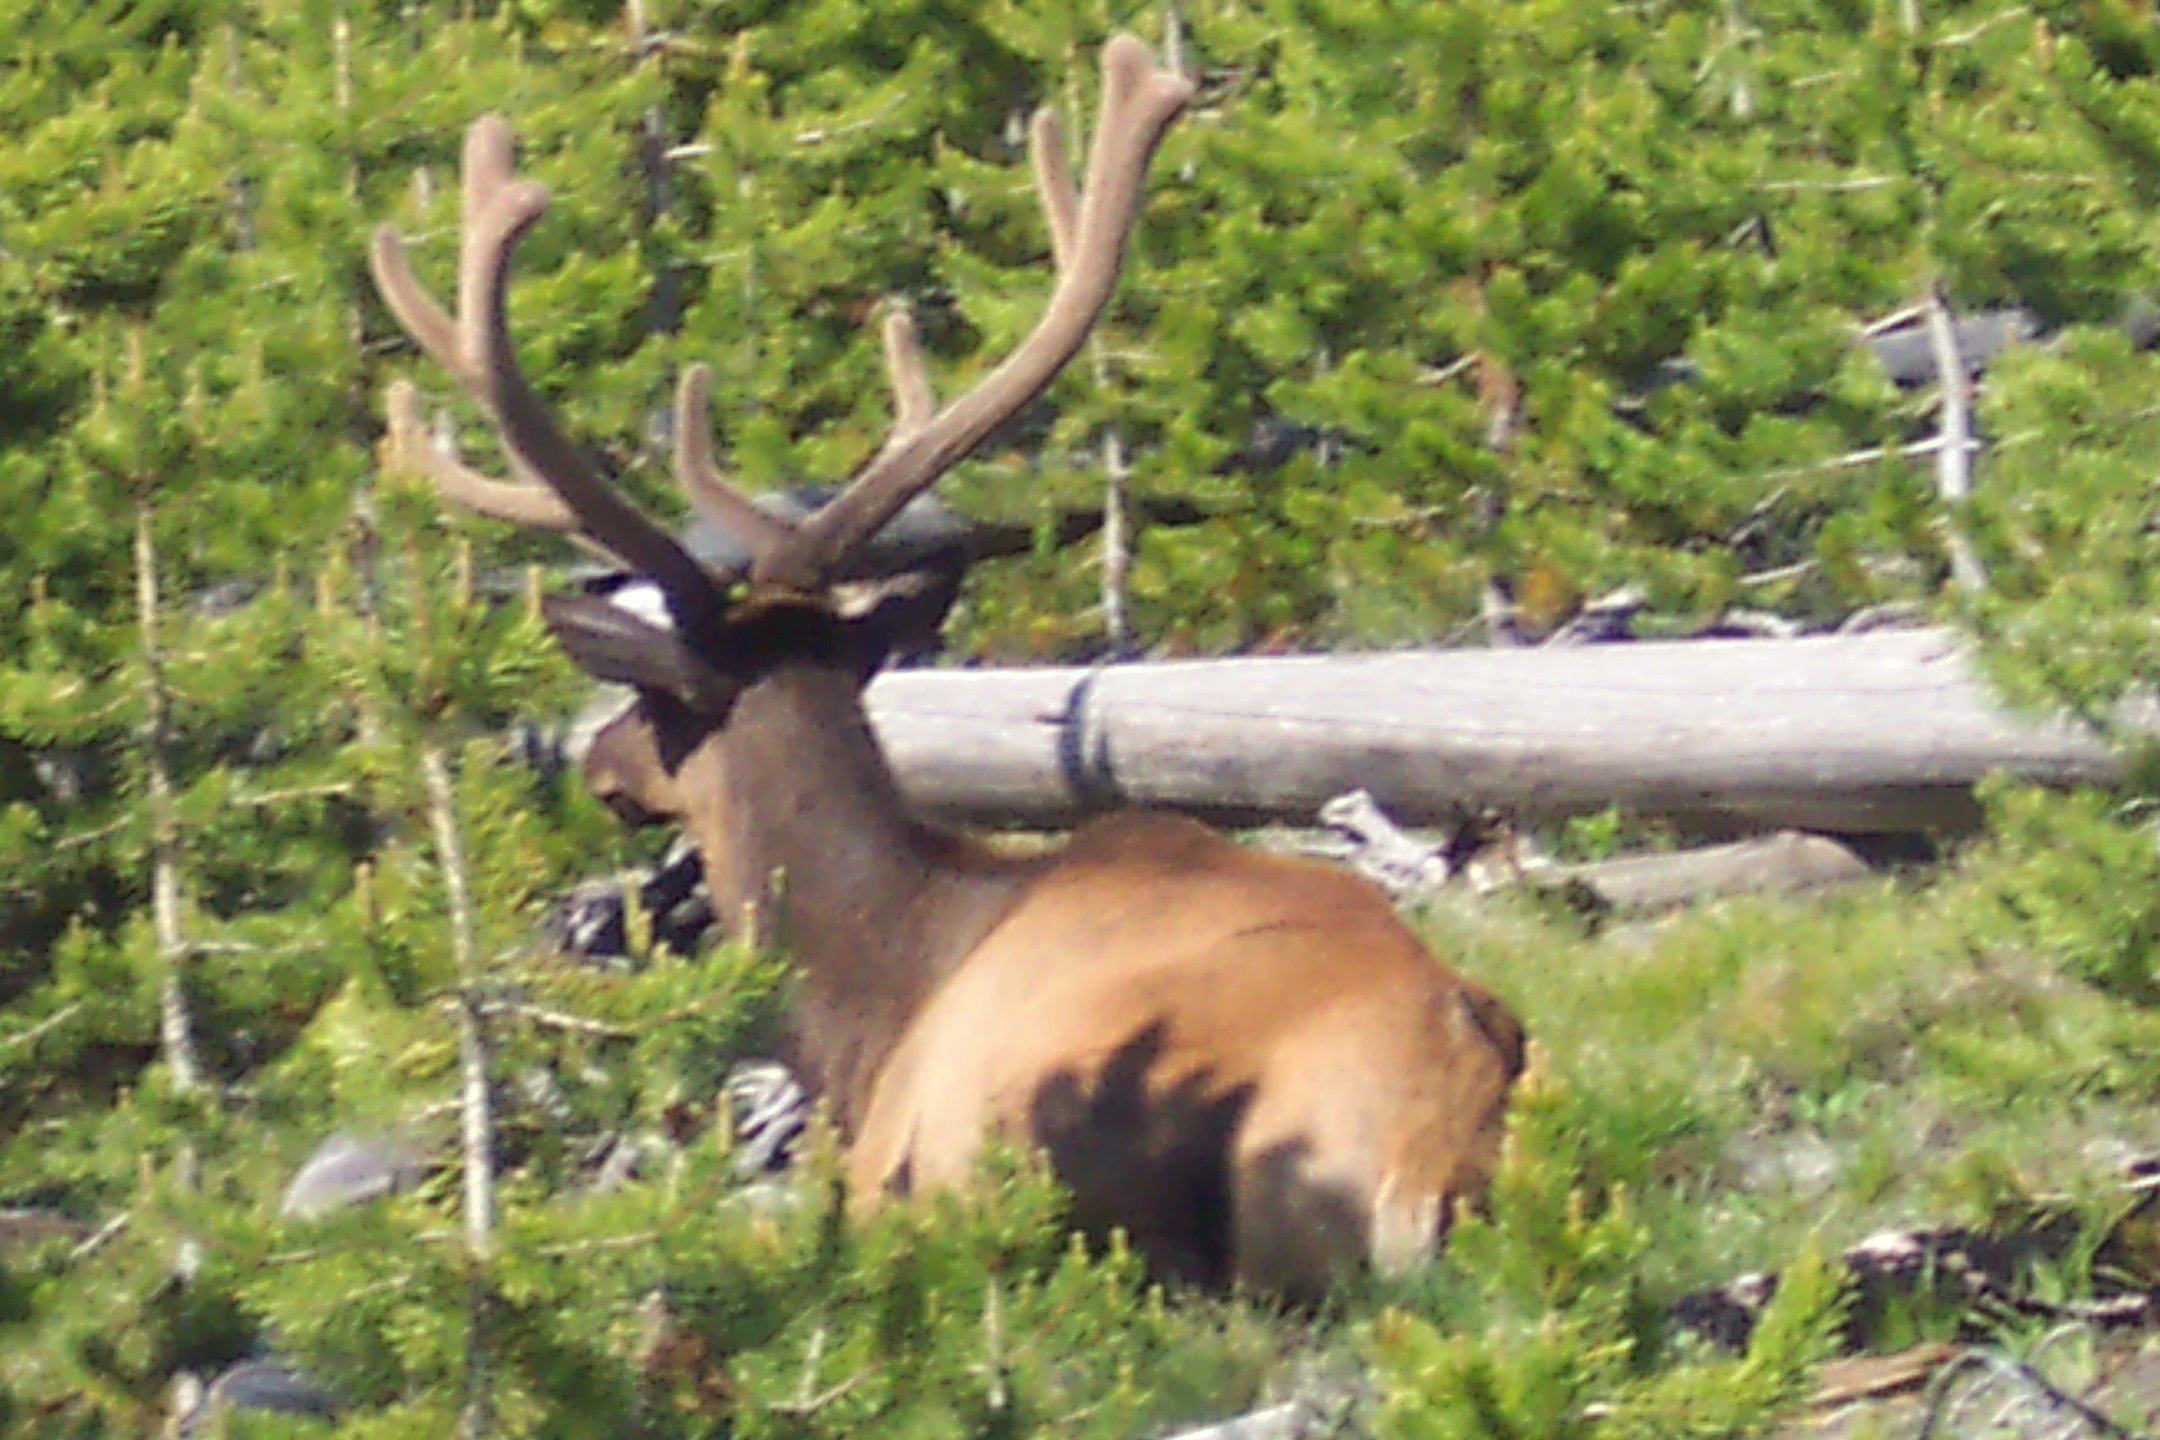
xmin=864 ymin=629 xmax=2123 ymax=834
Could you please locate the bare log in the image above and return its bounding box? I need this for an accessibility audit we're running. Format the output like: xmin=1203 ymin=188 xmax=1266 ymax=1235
xmin=865 ymin=629 xmax=2123 ymax=834
xmin=1155 ymin=1401 xmax=1325 ymax=1440
xmin=1548 ymin=832 xmax=1872 ymax=910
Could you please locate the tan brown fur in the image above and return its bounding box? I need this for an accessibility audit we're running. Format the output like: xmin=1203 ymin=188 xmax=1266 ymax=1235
xmin=592 ymin=664 xmax=1523 ymax=1296
xmin=845 ymin=812 xmax=1523 ymax=1293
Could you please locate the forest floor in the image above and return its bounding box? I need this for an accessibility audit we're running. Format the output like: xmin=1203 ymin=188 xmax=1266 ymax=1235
xmin=1783 ymin=1332 xmax=2160 ymax=1438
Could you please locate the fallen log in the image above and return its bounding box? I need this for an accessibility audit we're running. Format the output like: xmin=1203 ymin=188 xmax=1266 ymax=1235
xmin=1544 ymin=832 xmax=1873 ymax=911
xmin=866 ymin=629 xmax=2122 ymax=835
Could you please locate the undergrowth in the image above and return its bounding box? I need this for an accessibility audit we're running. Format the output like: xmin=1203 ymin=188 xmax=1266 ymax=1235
xmin=1355 ymin=779 xmax=2160 ymax=1435
xmin=11 ymin=786 xmax=2160 ymax=1439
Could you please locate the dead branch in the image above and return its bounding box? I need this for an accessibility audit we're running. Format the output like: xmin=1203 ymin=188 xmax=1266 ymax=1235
xmin=1922 ymin=283 xmax=1987 ymax=592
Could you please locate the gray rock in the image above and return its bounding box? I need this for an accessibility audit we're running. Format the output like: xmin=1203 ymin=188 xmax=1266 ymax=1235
xmin=279 ymin=1131 xmax=426 ymax=1219
xmin=170 ymin=1359 xmax=341 ymax=1436
xmin=724 ymin=1061 xmax=808 ymax=1178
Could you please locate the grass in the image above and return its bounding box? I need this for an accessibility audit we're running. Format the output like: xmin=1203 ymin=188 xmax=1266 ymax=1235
xmin=1425 ymin=835 xmax=2160 ymax=1288
xmin=1336 ymin=791 xmax=2160 ymax=1434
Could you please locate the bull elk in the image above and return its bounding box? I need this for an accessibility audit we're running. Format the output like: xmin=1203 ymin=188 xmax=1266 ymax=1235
xmin=370 ymin=35 xmax=1523 ymax=1297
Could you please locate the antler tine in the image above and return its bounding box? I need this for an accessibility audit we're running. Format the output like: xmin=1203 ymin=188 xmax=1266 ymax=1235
xmin=387 ymin=382 xmax=623 ymax=565
xmin=882 ymin=307 xmax=936 ymax=441
xmin=672 ymin=364 xmax=791 ymax=562
xmin=1030 ymin=108 xmax=1079 ymax=274
xmin=755 ymin=34 xmax=1194 ymax=591
xmin=369 ymin=116 xmax=722 ymax=625
xmin=385 ymin=379 xmax=579 ymax=529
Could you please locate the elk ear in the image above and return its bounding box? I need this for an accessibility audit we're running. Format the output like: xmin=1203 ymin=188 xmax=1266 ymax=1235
xmin=541 ymin=592 xmax=741 ymax=713
xmin=839 ymin=568 xmax=963 ymax=681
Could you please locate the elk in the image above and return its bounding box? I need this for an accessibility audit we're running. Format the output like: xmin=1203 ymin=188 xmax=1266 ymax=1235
xmin=370 ymin=35 xmax=1524 ymax=1298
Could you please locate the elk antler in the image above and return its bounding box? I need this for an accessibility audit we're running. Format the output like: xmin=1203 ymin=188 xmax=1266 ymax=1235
xmin=372 ymin=35 xmax=1189 ymax=615
xmin=748 ymin=34 xmax=1195 ymax=590
xmin=370 ymin=118 xmax=728 ymax=627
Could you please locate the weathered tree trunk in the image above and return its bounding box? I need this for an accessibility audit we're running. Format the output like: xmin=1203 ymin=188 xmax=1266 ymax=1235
xmin=134 ymin=502 xmax=200 ymax=1093
xmin=421 ymin=743 xmax=492 ymax=1440
xmin=864 ymin=629 xmax=2123 ymax=834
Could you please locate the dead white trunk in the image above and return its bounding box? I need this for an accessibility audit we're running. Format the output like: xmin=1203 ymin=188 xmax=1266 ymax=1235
xmin=422 ymin=743 xmax=491 ymax=1440
xmin=422 ymin=744 xmax=491 ymax=1253
xmin=1923 ymin=283 xmax=1986 ymax=593
xmin=135 ymin=503 xmax=199 ymax=1093
xmin=864 ymin=629 xmax=2123 ymax=834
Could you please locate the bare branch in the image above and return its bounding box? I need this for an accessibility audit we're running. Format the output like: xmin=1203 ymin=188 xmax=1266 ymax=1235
xmin=1100 ymin=428 xmax=1131 ymax=654
xmin=1923 ymin=282 xmax=1987 ymax=592
xmin=469 ymin=998 xmax=633 ymax=1039
xmin=0 ymin=1002 xmax=82 ymax=1058
xmin=68 ymin=1210 xmax=130 ymax=1263
xmin=226 ymin=781 xmax=357 ymax=809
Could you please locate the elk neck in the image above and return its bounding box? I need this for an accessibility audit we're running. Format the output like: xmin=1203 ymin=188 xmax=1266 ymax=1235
xmin=675 ymin=654 xmax=1044 ymax=1129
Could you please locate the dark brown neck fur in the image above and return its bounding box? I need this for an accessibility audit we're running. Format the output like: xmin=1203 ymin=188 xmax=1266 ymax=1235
xmin=677 ymin=658 xmax=1043 ymax=1130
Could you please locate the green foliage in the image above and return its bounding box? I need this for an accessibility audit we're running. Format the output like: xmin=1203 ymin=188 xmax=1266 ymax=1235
xmin=1371 ymin=1067 xmax=1846 ymax=1439
xmin=1970 ymin=781 xmax=2160 ymax=1003
xmin=1968 ymin=329 xmax=2160 ymax=726
xmin=9 ymin=1 xmax=2160 ymax=1438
